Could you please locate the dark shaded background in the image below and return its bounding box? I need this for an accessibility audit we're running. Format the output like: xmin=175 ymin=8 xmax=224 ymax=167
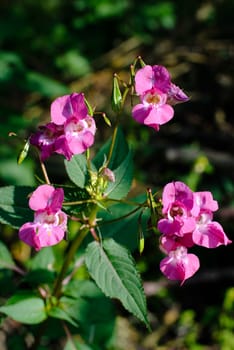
xmin=1 ymin=1 xmax=234 ymax=349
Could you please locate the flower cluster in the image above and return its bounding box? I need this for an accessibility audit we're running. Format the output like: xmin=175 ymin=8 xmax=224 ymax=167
xmin=17 ymin=62 xmax=231 ymax=285
xmin=30 ymin=93 xmax=96 ymax=161
xmin=19 ymin=185 xmax=67 ymax=250
xmin=157 ymin=181 xmax=232 ymax=283
xmin=132 ymin=65 xmax=189 ymax=131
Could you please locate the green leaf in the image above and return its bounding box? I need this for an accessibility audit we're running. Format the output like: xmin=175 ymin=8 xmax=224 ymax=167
xmin=29 ymin=246 xmax=55 ymax=270
xmin=63 ymin=186 xmax=90 ymax=215
xmin=60 ymin=280 xmax=116 ymax=326
xmin=93 ymin=128 xmax=129 ymax=170
xmin=0 ymin=186 xmax=34 ymax=228
xmin=0 ymin=240 xmax=15 ymax=270
xmin=0 ymin=291 xmax=47 ymax=324
xmin=99 ymin=195 xmax=149 ymax=252
xmin=63 ymin=280 xmax=116 ymax=346
xmin=64 ymin=154 xmax=88 ymax=188
xmin=85 ymin=239 xmax=149 ymax=328
xmin=48 ymin=299 xmax=79 ymax=327
xmin=104 ymin=150 xmax=133 ymax=199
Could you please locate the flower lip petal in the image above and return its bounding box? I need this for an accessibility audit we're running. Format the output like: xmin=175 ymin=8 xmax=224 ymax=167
xmin=144 ymin=104 xmax=174 ymax=126
xmin=160 ymin=246 xmax=200 ymax=283
xmin=193 ymin=221 xmax=232 ymax=248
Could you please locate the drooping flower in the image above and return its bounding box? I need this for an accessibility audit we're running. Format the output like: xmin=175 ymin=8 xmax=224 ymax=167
xmin=30 ymin=122 xmax=65 ymax=161
xmin=157 ymin=181 xmax=198 ymax=237
xmin=160 ymin=246 xmax=200 ymax=284
xmin=132 ymin=65 xmax=189 ymax=130
xmin=19 ymin=184 xmax=67 ymax=250
xmin=192 ymin=191 xmax=232 ymax=248
xmin=157 ymin=181 xmax=232 ymax=283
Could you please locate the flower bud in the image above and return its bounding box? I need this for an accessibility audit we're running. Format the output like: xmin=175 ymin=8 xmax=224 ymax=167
xmin=111 ymin=74 xmax=122 ymax=112
xmin=101 ymin=168 xmax=115 ymax=183
xmin=17 ymin=139 xmax=30 ymax=164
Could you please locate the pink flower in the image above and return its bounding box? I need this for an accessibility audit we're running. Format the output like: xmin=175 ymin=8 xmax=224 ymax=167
xmin=51 ymin=93 xmax=88 ymax=125
xmin=30 ymin=123 xmax=65 ymax=161
xmin=51 ymin=93 xmax=96 ymax=158
xmin=132 ymin=65 xmax=189 ymax=130
xmin=132 ymin=88 xmax=174 ymax=131
xmin=157 ymin=181 xmax=197 ymax=237
xmin=19 ymin=185 xmax=67 ymax=250
xmin=192 ymin=192 xmax=232 ymax=248
xmin=30 ymin=92 xmax=96 ymax=161
xmin=160 ymin=246 xmax=200 ymax=284
xmin=157 ymin=181 xmax=232 ymax=283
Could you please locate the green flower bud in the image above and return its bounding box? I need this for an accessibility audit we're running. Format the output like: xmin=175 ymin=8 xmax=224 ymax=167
xmin=111 ymin=74 xmax=122 ymax=112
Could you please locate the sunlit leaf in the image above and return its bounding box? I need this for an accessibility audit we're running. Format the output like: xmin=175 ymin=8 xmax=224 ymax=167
xmin=85 ymin=239 xmax=149 ymax=328
xmin=0 ymin=291 xmax=47 ymax=324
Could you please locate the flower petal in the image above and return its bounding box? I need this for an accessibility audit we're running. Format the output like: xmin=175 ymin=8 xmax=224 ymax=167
xmin=135 ymin=65 xmax=154 ymax=95
xmin=29 ymin=185 xmax=55 ymax=211
xmin=193 ymin=221 xmax=232 ymax=248
xmin=51 ymin=95 xmax=72 ymax=125
xmin=144 ymin=104 xmax=174 ymax=126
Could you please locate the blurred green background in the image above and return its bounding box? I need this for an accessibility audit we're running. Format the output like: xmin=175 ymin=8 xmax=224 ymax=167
xmin=1 ymin=0 xmax=234 ymax=349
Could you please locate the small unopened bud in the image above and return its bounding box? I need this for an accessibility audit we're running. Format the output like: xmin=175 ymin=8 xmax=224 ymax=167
xmin=85 ymin=97 xmax=94 ymax=116
xmin=17 ymin=139 xmax=30 ymax=164
xmin=139 ymin=235 xmax=145 ymax=255
xmin=111 ymin=74 xmax=122 ymax=112
xmin=101 ymin=168 xmax=115 ymax=183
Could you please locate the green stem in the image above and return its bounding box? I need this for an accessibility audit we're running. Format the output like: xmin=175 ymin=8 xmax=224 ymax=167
xmin=106 ymin=124 xmax=118 ymax=166
xmin=63 ymin=199 xmax=96 ymax=206
xmin=98 ymin=205 xmax=143 ymax=226
xmin=52 ymin=226 xmax=89 ymax=298
xmin=52 ymin=204 xmax=98 ymax=298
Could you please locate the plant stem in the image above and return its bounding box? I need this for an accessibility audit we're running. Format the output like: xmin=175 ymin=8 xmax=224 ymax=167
xmin=40 ymin=159 xmax=50 ymax=184
xmin=52 ymin=226 xmax=88 ymax=298
xmin=52 ymin=204 xmax=98 ymax=298
xmin=106 ymin=124 xmax=118 ymax=166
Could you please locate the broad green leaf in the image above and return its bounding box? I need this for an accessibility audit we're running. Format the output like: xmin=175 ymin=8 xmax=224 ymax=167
xmin=104 ymin=150 xmax=133 ymax=199
xmin=93 ymin=128 xmax=129 ymax=170
xmin=62 ymin=280 xmax=116 ymax=346
xmin=62 ymin=280 xmax=116 ymax=326
xmin=85 ymin=239 xmax=149 ymax=328
xmin=29 ymin=246 xmax=55 ymax=270
xmin=64 ymin=279 xmax=104 ymax=299
xmin=64 ymin=154 xmax=88 ymax=188
xmin=63 ymin=186 xmax=90 ymax=215
xmin=99 ymin=195 xmax=149 ymax=252
xmin=48 ymin=299 xmax=79 ymax=327
xmin=0 ymin=186 xmax=34 ymax=228
xmin=0 ymin=291 xmax=47 ymax=324
xmin=0 ymin=240 xmax=15 ymax=270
